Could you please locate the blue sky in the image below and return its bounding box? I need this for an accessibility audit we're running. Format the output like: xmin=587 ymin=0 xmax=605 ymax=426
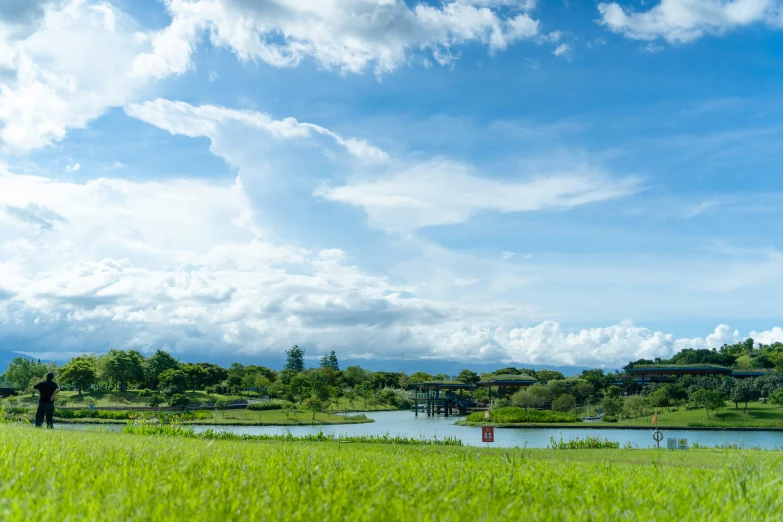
xmin=1 ymin=0 xmax=783 ymax=369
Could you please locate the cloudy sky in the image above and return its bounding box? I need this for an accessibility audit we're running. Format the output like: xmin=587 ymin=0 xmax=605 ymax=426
xmin=1 ymin=0 xmax=783 ymax=369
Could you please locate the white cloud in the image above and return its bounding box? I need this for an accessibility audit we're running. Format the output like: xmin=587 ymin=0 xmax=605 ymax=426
xmin=316 ymin=159 xmax=640 ymax=230
xmin=493 ymin=322 xmax=781 ymax=367
xmin=597 ymin=0 xmax=782 ymax=43
xmin=0 ymin=0 xmax=156 ymax=151
xmin=0 ymin=0 xmax=546 ymax=152
xmin=501 ymin=251 xmax=515 ymax=259
xmin=125 ymin=98 xmax=389 ymax=164
xmin=553 ymin=43 xmax=572 ymax=59
xmin=3 ymin=167 xmax=779 ymax=366
xmin=453 ymin=278 xmax=479 ymax=286
xmin=132 ymin=0 xmax=542 ymax=78
xmin=65 ymin=162 xmax=80 ymax=172
xmin=750 ymin=326 xmax=783 ymax=345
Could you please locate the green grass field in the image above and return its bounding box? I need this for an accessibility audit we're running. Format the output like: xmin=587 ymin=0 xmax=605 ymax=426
xmin=1 ymin=424 xmax=781 ymax=521
xmin=606 ymin=401 xmax=783 ymax=428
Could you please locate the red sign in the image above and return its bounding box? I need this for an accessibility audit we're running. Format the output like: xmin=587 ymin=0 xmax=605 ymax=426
xmin=482 ymin=426 xmax=495 ymax=443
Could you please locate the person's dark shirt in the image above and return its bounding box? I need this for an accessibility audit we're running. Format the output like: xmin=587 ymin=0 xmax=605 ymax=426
xmin=32 ymin=380 xmax=59 ymax=404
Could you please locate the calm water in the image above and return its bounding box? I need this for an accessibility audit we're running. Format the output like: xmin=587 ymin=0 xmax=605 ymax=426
xmin=62 ymin=410 xmax=783 ymax=449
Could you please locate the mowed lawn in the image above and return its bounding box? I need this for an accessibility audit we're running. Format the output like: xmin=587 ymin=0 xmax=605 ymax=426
xmin=1 ymin=425 xmax=782 ymax=521
xmin=611 ymin=401 xmax=783 ymax=428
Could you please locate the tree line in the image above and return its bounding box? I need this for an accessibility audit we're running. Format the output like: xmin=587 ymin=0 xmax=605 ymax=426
xmin=4 ymin=337 xmax=783 ymax=417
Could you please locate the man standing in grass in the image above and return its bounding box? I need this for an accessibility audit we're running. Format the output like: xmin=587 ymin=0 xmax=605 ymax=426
xmin=33 ymin=373 xmax=59 ymax=429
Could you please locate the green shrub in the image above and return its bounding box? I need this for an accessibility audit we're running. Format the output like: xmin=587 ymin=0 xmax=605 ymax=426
xmin=549 ymin=435 xmax=620 ymax=449
xmin=602 ymin=415 xmax=618 ymax=423
xmin=466 ymin=407 xmax=581 ymax=424
xmin=247 ymin=400 xmax=292 ymax=411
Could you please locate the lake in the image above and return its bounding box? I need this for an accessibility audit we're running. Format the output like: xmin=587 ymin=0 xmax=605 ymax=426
xmin=62 ymin=410 xmax=783 ymax=449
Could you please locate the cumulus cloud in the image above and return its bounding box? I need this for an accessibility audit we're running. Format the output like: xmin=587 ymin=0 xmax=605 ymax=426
xmin=0 ymin=0 xmax=155 ymax=151
xmin=3 ymin=167 xmax=778 ymax=367
xmin=316 ymin=159 xmax=640 ymax=230
xmin=0 ymin=0 xmax=544 ymax=152
xmin=126 ymin=99 xmax=388 ymax=163
xmin=597 ymin=0 xmax=783 ymax=43
xmin=553 ymin=43 xmax=572 ymax=59
xmin=132 ymin=0 xmax=542 ymax=78
xmin=750 ymin=326 xmax=783 ymax=345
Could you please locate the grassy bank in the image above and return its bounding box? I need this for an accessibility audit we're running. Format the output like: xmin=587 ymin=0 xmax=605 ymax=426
xmin=1 ymin=424 xmax=781 ymax=521
xmin=4 ymin=407 xmax=372 ymax=426
xmin=594 ymin=401 xmax=783 ymax=429
xmin=456 ymin=402 xmax=783 ymax=429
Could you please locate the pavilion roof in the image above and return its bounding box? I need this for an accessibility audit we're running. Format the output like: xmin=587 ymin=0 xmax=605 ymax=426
xmin=411 ymin=382 xmax=473 ymax=389
xmin=627 ymin=365 xmax=732 ymax=375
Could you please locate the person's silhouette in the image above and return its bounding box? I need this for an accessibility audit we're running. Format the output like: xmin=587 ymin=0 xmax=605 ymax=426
xmin=33 ymin=373 xmax=59 ymax=429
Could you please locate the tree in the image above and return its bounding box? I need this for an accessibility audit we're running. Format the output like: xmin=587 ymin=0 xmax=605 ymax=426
xmin=169 ymin=394 xmax=190 ymax=411
xmin=343 ymin=366 xmax=371 ymax=387
xmin=691 ymin=389 xmax=725 ymax=419
xmin=285 ymin=345 xmax=305 ymax=372
xmin=398 ymin=372 xmax=411 ymax=390
xmin=770 ymin=352 xmax=783 ymax=374
xmin=144 ymin=350 xmax=180 ymax=389
xmin=433 ymin=374 xmax=450 ymax=381
xmin=147 ymin=393 xmax=164 ymax=411
xmin=182 ymin=364 xmax=210 ymax=392
xmin=529 ymin=385 xmax=551 ymax=407
xmin=57 ymin=356 xmax=98 ymax=394
xmin=580 ymin=369 xmax=608 ymax=391
xmin=621 ymin=377 xmax=642 ymax=395
xmin=309 ymin=372 xmax=330 ymax=402
xmin=536 ymin=369 xmax=565 ymax=382
xmin=158 ymin=369 xmax=189 ymax=395
xmin=289 ymin=373 xmax=310 ymax=401
xmin=649 ymin=388 xmax=673 ymax=412
xmin=728 ymin=379 xmax=759 ymax=413
xmin=102 ymin=350 xmax=145 ymax=391
xmin=604 ymin=385 xmax=622 ymax=398
xmin=769 ymin=388 xmax=783 ymax=406
xmin=511 ymin=386 xmax=547 ymax=410
xmin=2 ymin=357 xmax=50 ymax=389
xmin=552 ymin=394 xmax=576 ymax=412
xmin=624 ymin=395 xmax=649 ymax=419
xmin=511 ymin=389 xmax=536 ymax=410
xmin=601 ymin=396 xmax=623 ymax=416
xmin=570 ymin=380 xmax=594 ymax=402
xmin=226 ymin=363 xmax=245 ymax=391
xmin=319 ymin=351 xmax=339 ymax=371
xmin=409 ymin=371 xmax=433 ymax=384
xmin=664 ymin=384 xmax=689 ymax=409
xmin=456 ymin=369 xmax=480 ymax=386
xmin=356 ymin=381 xmax=374 ymax=409
xmin=546 ymin=380 xmax=568 ymax=399
xmin=193 ymin=363 xmax=229 ymax=387
xmin=305 ymin=395 xmax=323 ymax=420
